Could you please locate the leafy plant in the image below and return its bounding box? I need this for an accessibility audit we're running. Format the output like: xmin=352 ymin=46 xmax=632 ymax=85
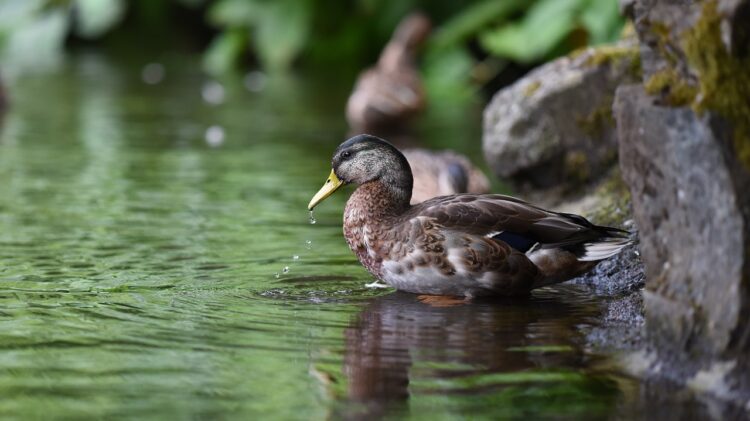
xmin=205 ymin=0 xmax=313 ymax=72
xmin=0 ymin=0 xmax=625 ymax=81
xmin=0 ymin=0 xmax=198 ymax=73
xmin=477 ymin=0 xmax=624 ymax=63
xmin=74 ymin=0 xmax=126 ymax=38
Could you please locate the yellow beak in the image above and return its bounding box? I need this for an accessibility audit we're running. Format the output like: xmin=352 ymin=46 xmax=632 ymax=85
xmin=308 ymin=169 xmax=344 ymax=210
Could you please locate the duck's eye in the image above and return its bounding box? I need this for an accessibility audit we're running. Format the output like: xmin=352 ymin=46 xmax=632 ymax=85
xmin=341 ymin=151 xmax=352 ymax=159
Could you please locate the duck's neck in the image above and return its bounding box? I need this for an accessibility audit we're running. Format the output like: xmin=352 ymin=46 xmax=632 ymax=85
xmin=345 ymin=180 xmax=411 ymax=220
xmin=378 ymin=15 xmax=428 ymax=72
xmin=378 ymin=42 xmax=414 ymax=72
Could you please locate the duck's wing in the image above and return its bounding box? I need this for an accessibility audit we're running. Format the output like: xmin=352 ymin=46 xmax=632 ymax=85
xmin=412 ymin=194 xmax=628 ymax=253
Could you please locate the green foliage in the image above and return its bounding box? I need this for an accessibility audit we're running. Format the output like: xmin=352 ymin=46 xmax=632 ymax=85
xmin=478 ymin=0 xmax=624 ymax=64
xmin=74 ymin=0 xmax=126 ymax=38
xmin=0 ymin=0 xmax=625 ymax=84
xmin=202 ymin=28 xmax=248 ymax=75
xmin=580 ymin=0 xmax=623 ymax=44
xmin=422 ymin=45 xmax=475 ymax=99
xmin=429 ymin=0 xmax=527 ymax=50
xmin=0 ymin=0 xmax=69 ymax=72
xmin=205 ymin=0 xmax=408 ymax=73
xmin=254 ymin=0 xmax=312 ymax=71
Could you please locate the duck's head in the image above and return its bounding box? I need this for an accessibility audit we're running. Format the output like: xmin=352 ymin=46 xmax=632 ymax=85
xmin=308 ymin=134 xmax=413 ymax=210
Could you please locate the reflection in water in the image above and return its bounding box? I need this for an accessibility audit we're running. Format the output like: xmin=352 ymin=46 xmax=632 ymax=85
xmin=339 ymin=290 xmax=618 ymax=419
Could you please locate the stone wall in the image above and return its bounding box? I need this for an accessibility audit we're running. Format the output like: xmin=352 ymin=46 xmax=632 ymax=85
xmin=482 ymin=0 xmax=750 ymax=404
xmin=615 ymin=0 xmax=750 ymax=401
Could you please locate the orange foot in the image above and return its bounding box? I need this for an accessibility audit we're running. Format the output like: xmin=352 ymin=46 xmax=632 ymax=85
xmin=417 ymin=294 xmax=469 ymax=307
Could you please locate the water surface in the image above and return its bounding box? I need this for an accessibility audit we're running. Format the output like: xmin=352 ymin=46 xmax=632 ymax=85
xmin=0 ymin=52 xmax=658 ymax=419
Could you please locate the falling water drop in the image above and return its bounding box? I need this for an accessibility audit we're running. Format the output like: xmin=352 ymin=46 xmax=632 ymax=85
xmin=309 ymin=210 xmax=316 ymax=225
xmin=282 ymin=266 xmax=290 ymax=274
xmin=305 ymin=240 xmax=313 ymax=250
xmin=292 ymin=255 xmax=300 ymax=261
xmin=274 ymin=273 xmax=280 ymax=279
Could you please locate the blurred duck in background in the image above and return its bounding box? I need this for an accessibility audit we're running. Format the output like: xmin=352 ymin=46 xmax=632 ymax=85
xmin=402 ymin=149 xmax=490 ymax=204
xmin=346 ymin=12 xmax=431 ymax=133
xmin=347 ymin=12 xmax=490 ymax=202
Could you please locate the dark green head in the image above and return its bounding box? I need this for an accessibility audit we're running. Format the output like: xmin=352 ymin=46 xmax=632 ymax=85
xmin=332 ymin=134 xmax=412 ymax=186
xmin=308 ymin=134 xmax=413 ymax=210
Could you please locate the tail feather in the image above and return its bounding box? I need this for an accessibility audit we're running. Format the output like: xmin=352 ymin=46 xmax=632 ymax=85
xmin=578 ymin=237 xmax=632 ymax=262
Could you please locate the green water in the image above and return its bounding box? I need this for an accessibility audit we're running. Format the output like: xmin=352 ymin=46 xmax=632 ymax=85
xmin=0 ymin=53 xmax=635 ymax=419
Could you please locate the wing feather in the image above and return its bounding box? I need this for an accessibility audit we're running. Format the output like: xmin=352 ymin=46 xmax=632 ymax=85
xmin=409 ymin=194 xmax=614 ymax=249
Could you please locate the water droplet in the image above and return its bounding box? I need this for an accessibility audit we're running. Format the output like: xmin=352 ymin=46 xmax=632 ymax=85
xmin=205 ymin=125 xmax=225 ymax=147
xmin=305 ymin=240 xmax=312 ymax=250
xmin=244 ymin=71 xmax=267 ymax=92
xmin=202 ymin=80 xmax=225 ymax=105
xmin=142 ymin=63 xmax=165 ymax=85
xmin=309 ymin=210 xmax=316 ymax=225
xmin=282 ymin=266 xmax=290 ymax=274
xmin=274 ymin=272 xmax=280 ymax=279
xmin=292 ymin=255 xmax=300 ymax=261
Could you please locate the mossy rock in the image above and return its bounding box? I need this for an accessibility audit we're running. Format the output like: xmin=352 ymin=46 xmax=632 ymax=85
xmin=639 ymin=0 xmax=750 ymax=168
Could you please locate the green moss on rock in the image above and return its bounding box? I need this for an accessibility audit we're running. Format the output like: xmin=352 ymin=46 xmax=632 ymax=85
xmin=650 ymin=21 xmax=680 ymax=66
xmin=586 ymin=170 xmax=632 ymax=228
xmin=523 ymin=80 xmax=542 ymax=97
xmin=576 ymin=99 xmax=616 ymax=137
xmin=583 ymin=44 xmax=642 ymax=78
xmin=564 ymin=151 xmax=591 ymax=183
xmin=682 ymin=0 xmax=750 ymax=168
xmin=641 ymin=1 xmax=750 ymax=168
xmin=643 ymin=67 xmax=699 ymax=106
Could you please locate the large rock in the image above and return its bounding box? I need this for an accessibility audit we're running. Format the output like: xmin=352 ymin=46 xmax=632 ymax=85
xmin=483 ymin=40 xmax=640 ymax=190
xmin=617 ymin=85 xmax=748 ymax=356
xmin=616 ymin=0 xmax=750 ymax=401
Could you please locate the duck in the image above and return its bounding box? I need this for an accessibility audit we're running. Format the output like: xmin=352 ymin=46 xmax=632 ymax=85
xmin=402 ymin=148 xmax=490 ymax=204
xmin=308 ymin=134 xmax=631 ymax=297
xmin=346 ymin=13 xmax=431 ymax=132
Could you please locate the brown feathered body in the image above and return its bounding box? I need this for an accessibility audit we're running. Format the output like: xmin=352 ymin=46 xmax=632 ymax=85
xmin=343 ymin=185 xmax=628 ymax=297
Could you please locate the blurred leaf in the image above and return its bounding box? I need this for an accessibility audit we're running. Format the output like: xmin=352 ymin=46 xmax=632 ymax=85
xmin=1 ymin=9 xmax=68 ymax=73
xmin=203 ymin=28 xmax=248 ymax=75
xmin=480 ymin=0 xmax=584 ymax=63
xmin=581 ymin=0 xmax=624 ymax=44
xmin=0 ymin=0 xmax=45 ymax=31
xmin=254 ymin=0 xmax=311 ymax=71
xmin=423 ymin=45 xmax=475 ymax=99
xmin=208 ymin=0 xmax=264 ymax=28
xmin=74 ymin=0 xmax=126 ymax=38
xmin=431 ymin=0 xmax=527 ymax=50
